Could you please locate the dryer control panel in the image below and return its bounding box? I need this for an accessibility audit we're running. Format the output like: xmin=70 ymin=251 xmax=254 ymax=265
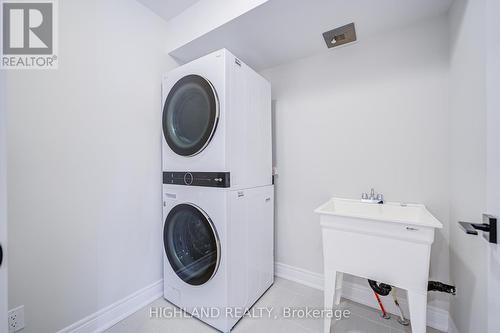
xmin=163 ymin=171 xmax=230 ymax=188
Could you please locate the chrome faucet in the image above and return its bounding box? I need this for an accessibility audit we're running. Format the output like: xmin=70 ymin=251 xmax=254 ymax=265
xmin=361 ymin=188 xmax=384 ymax=204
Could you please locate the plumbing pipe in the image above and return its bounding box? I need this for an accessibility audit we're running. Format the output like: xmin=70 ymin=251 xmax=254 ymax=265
xmin=368 ymin=279 xmax=392 ymax=296
xmin=372 ymin=291 xmax=390 ymax=319
xmin=390 ymin=288 xmax=410 ymax=326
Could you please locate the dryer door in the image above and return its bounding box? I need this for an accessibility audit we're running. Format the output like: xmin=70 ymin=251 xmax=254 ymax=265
xmin=162 ymin=75 xmax=219 ymax=157
xmin=163 ymin=203 xmax=221 ymax=286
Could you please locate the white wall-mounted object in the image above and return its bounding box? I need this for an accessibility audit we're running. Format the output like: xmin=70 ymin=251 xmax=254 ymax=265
xmin=168 ymin=0 xmax=453 ymax=71
xmin=315 ymin=198 xmax=442 ymax=333
xmin=162 ymin=49 xmax=272 ymax=190
xmin=162 ymin=184 xmax=274 ymax=333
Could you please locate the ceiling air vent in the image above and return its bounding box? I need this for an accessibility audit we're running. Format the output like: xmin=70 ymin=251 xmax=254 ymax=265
xmin=322 ymin=23 xmax=357 ymax=48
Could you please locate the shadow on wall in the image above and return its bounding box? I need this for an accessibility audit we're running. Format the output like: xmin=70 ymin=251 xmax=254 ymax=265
xmin=448 ymin=0 xmax=469 ymax=61
xmin=449 ymin=236 xmax=479 ymax=331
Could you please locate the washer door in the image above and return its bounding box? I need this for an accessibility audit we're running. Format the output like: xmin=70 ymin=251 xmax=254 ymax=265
xmin=162 ymin=75 xmax=219 ymax=156
xmin=163 ymin=203 xmax=220 ymax=286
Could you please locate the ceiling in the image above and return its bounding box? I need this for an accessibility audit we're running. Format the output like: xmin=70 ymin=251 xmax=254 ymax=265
xmin=167 ymin=0 xmax=454 ymax=70
xmin=136 ymin=0 xmax=199 ymax=21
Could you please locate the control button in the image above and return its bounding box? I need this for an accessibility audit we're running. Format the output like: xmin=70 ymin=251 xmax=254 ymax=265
xmin=184 ymin=173 xmax=193 ymax=185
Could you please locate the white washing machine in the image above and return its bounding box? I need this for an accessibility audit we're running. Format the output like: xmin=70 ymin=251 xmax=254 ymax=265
xmin=161 ymin=49 xmax=272 ymax=190
xmin=162 ymin=184 xmax=274 ymax=332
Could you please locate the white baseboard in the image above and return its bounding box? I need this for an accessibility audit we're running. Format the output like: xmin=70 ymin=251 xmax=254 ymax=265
xmin=275 ymin=262 xmax=324 ymax=290
xmin=57 ymin=280 xmax=163 ymax=333
xmin=275 ymin=262 xmax=450 ymax=332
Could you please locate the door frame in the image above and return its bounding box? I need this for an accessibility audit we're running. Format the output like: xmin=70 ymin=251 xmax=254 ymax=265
xmin=0 ymin=69 xmax=8 ymax=333
xmin=486 ymin=0 xmax=500 ymax=331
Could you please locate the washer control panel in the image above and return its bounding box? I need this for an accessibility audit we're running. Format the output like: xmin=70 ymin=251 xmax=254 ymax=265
xmin=163 ymin=171 xmax=230 ymax=188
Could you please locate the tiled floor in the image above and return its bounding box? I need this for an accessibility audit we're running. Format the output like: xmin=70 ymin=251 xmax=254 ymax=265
xmin=105 ymin=278 xmax=443 ymax=333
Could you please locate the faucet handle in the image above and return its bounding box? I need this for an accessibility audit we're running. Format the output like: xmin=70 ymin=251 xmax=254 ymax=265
xmin=377 ymin=193 xmax=384 ymax=202
xmin=362 ymin=193 xmax=368 ymax=200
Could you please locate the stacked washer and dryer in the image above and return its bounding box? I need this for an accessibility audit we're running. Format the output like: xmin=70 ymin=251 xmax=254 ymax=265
xmin=161 ymin=49 xmax=274 ymax=333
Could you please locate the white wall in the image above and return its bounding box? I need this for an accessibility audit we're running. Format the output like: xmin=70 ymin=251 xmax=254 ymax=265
xmin=261 ymin=15 xmax=451 ymax=310
xmin=5 ymin=0 xmax=177 ymax=331
xmin=448 ymin=0 xmax=489 ymax=332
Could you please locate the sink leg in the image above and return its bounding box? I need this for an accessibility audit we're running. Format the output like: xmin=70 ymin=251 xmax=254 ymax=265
xmin=407 ymin=290 xmax=427 ymax=333
xmin=334 ymin=272 xmax=343 ymax=305
xmin=324 ymin=270 xmax=339 ymax=333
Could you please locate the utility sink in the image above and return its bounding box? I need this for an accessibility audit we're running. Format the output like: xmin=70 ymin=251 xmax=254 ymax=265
xmin=315 ymin=198 xmax=442 ymax=244
xmin=315 ymin=197 xmax=443 ymax=333
xmin=315 ymin=197 xmax=443 ymax=229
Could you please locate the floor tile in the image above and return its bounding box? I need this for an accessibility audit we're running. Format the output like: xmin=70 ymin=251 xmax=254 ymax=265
xmin=333 ymin=313 xmax=391 ymax=333
xmin=104 ymin=278 xmax=444 ymax=333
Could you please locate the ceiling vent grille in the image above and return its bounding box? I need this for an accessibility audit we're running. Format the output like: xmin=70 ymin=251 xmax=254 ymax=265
xmin=322 ymin=23 xmax=357 ymax=48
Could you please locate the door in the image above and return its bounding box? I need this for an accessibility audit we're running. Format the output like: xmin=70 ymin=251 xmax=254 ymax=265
xmin=162 ymin=75 xmax=219 ymax=157
xmin=163 ymin=203 xmax=220 ymax=286
xmin=486 ymin=0 xmax=500 ymax=330
xmin=0 ymin=71 xmax=8 ymax=333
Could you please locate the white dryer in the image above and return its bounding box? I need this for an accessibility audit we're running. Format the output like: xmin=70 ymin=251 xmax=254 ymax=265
xmin=162 ymin=49 xmax=272 ymax=190
xmin=162 ymin=184 xmax=274 ymax=332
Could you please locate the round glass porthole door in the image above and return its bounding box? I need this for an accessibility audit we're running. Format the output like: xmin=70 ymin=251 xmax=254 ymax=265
xmin=163 ymin=203 xmax=220 ymax=286
xmin=162 ymin=75 xmax=219 ymax=156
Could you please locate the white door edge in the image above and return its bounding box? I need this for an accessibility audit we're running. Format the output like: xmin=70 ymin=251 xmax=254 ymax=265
xmin=0 ymin=68 xmax=8 ymax=333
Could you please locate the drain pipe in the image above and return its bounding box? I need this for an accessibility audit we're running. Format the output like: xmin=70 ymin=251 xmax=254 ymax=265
xmin=368 ymin=279 xmax=456 ymax=327
xmin=390 ymin=289 xmax=410 ymax=326
xmin=368 ymin=279 xmax=392 ymax=296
